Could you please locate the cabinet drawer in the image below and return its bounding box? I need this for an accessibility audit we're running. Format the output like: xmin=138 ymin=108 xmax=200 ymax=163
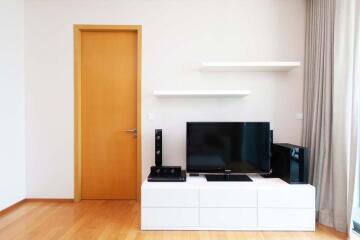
xmin=142 ymin=188 xmax=198 ymax=207
xmin=200 ymin=188 xmax=257 ymax=207
xmin=258 ymin=208 xmax=315 ymax=231
xmin=141 ymin=208 xmax=199 ymax=229
xmin=200 ymin=208 xmax=257 ymax=229
xmin=258 ymin=186 xmax=315 ymax=208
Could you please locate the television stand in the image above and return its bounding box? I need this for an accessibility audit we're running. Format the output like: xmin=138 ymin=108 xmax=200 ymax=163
xmin=205 ymin=174 xmax=252 ymax=182
xmin=141 ymin=175 xmax=315 ymax=231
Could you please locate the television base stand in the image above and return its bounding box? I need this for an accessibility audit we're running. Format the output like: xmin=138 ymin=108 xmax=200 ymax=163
xmin=205 ymin=174 xmax=252 ymax=182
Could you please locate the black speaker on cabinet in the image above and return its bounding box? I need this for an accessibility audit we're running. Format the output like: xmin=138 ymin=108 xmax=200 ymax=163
xmin=155 ymin=129 xmax=162 ymax=167
xmin=269 ymin=130 xmax=273 ymax=158
xmin=271 ymin=143 xmax=309 ymax=184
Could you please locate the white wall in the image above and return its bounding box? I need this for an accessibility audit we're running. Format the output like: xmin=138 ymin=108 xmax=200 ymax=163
xmin=24 ymin=0 xmax=306 ymax=198
xmin=0 ymin=0 xmax=25 ymax=210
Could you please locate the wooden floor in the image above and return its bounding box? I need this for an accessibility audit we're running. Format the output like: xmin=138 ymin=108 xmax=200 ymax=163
xmin=0 ymin=200 xmax=347 ymax=240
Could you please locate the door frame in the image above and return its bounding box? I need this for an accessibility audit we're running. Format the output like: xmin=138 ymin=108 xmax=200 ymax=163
xmin=74 ymin=25 xmax=142 ymax=202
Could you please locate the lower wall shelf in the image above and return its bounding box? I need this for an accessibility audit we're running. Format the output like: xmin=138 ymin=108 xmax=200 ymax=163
xmin=153 ymin=90 xmax=251 ymax=97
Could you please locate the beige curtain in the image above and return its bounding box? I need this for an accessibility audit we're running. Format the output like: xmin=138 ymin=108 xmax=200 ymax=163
xmin=303 ymin=0 xmax=337 ymax=229
xmin=304 ymin=0 xmax=360 ymax=232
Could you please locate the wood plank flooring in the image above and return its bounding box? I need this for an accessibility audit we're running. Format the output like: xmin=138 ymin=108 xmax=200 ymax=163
xmin=0 ymin=200 xmax=347 ymax=240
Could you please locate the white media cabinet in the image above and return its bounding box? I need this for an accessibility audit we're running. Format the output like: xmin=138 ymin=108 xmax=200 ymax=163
xmin=141 ymin=175 xmax=315 ymax=231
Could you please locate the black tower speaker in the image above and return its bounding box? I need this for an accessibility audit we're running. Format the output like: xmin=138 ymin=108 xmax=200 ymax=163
xmin=155 ymin=129 xmax=162 ymax=167
xmin=271 ymin=143 xmax=309 ymax=184
xmin=269 ymin=130 xmax=273 ymax=159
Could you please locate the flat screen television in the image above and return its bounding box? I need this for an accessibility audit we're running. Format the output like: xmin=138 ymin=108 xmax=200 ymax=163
xmin=186 ymin=122 xmax=271 ymax=174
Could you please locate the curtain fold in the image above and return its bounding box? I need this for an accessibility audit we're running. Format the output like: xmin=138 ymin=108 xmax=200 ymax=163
xmin=304 ymin=0 xmax=360 ymax=233
xmin=303 ymin=0 xmax=337 ymax=229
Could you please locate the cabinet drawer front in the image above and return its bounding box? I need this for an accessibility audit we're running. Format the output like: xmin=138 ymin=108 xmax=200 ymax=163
xmin=258 ymin=186 xmax=315 ymax=208
xmin=200 ymin=208 xmax=257 ymax=229
xmin=258 ymin=208 xmax=315 ymax=231
xmin=200 ymin=188 xmax=257 ymax=207
xmin=141 ymin=208 xmax=199 ymax=229
xmin=142 ymin=188 xmax=198 ymax=207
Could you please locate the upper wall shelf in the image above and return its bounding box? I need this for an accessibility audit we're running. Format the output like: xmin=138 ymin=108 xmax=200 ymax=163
xmin=200 ymin=61 xmax=301 ymax=72
xmin=153 ymin=90 xmax=251 ymax=97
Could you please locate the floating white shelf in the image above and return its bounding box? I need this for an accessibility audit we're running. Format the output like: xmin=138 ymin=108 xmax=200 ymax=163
xmin=153 ymin=90 xmax=251 ymax=97
xmin=200 ymin=61 xmax=300 ymax=72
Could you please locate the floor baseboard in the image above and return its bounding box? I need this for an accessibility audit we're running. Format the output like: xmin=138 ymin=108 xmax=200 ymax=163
xmin=0 ymin=199 xmax=26 ymax=216
xmin=24 ymin=198 xmax=74 ymax=203
xmin=0 ymin=198 xmax=75 ymax=216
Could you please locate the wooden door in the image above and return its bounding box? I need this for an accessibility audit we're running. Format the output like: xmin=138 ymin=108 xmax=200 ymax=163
xmin=80 ymin=29 xmax=138 ymax=199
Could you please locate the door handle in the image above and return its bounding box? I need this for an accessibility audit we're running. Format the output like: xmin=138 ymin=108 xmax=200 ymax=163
xmin=121 ymin=128 xmax=137 ymax=138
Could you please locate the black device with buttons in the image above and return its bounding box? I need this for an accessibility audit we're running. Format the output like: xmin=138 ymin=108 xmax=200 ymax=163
xmin=148 ymin=166 xmax=186 ymax=182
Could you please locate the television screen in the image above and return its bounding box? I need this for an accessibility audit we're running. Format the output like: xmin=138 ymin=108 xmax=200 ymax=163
xmin=186 ymin=122 xmax=270 ymax=174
